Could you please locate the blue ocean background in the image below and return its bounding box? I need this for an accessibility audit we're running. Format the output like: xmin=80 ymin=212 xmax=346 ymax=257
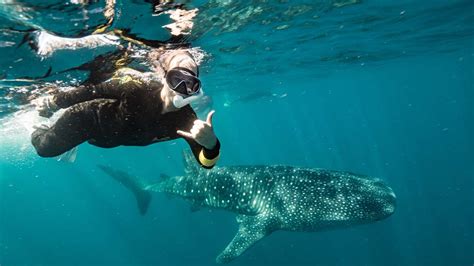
xmin=0 ymin=0 xmax=473 ymax=265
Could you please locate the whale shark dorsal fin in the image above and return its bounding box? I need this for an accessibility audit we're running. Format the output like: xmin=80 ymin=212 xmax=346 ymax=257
xmin=216 ymin=214 xmax=274 ymax=264
xmin=182 ymin=150 xmax=201 ymax=175
xmin=190 ymin=200 xmax=202 ymax=212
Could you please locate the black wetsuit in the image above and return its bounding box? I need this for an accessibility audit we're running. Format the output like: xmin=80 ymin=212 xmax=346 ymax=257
xmin=31 ymin=75 xmax=220 ymax=168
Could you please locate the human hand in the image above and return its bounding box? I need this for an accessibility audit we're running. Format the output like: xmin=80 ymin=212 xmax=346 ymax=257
xmin=177 ymin=110 xmax=217 ymax=150
xmin=35 ymin=95 xmax=59 ymax=118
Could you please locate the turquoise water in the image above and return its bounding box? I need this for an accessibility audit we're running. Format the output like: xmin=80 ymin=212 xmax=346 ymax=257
xmin=1 ymin=1 xmax=473 ymax=265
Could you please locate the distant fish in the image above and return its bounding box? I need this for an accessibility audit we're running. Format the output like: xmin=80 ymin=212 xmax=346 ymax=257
xmin=99 ymin=152 xmax=396 ymax=263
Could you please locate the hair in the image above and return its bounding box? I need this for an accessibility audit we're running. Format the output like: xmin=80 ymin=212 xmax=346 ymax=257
xmin=147 ymin=47 xmax=206 ymax=77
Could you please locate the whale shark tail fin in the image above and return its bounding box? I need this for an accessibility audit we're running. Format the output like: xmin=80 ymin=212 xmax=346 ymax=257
xmin=98 ymin=165 xmax=152 ymax=215
xmin=183 ymin=150 xmax=202 ymax=175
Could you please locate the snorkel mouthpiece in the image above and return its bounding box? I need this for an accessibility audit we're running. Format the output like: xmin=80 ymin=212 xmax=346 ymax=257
xmin=172 ymin=89 xmax=204 ymax=108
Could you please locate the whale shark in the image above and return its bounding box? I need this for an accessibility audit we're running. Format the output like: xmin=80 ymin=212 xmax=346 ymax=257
xmin=98 ymin=153 xmax=396 ymax=263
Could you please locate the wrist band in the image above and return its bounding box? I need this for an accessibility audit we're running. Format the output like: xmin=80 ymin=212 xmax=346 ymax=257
xmin=199 ymin=149 xmax=220 ymax=168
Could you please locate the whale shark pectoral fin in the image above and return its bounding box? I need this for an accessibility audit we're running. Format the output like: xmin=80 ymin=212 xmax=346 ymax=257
xmin=189 ymin=199 xmax=203 ymax=212
xmin=216 ymin=214 xmax=274 ymax=264
xmin=190 ymin=203 xmax=201 ymax=212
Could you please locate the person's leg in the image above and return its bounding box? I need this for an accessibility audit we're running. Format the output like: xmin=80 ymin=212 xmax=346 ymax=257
xmin=31 ymin=101 xmax=102 ymax=157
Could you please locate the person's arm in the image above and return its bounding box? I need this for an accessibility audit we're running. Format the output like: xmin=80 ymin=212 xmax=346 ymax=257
xmin=53 ymin=79 xmax=126 ymax=109
xmin=36 ymin=79 xmax=133 ymax=118
xmin=185 ymin=137 xmax=221 ymax=169
xmin=177 ymin=108 xmax=220 ymax=169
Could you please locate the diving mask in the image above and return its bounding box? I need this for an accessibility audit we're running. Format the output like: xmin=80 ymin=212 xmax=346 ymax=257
xmin=165 ymin=67 xmax=203 ymax=108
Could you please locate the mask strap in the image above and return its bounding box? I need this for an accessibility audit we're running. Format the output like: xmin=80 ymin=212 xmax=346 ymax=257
xmin=170 ymin=67 xmax=197 ymax=77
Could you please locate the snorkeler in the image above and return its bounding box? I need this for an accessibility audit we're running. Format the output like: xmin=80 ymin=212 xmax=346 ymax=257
xmin=31 ymin=50 xmax=220 ymax=169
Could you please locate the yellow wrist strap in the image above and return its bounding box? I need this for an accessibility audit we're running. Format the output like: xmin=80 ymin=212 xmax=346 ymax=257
xmin=199 ymin=149 xmax=220 ymax=167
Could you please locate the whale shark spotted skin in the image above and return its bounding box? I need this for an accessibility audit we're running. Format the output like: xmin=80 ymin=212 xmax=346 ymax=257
xmin=99 ymin=153 xmax=396 ymax=263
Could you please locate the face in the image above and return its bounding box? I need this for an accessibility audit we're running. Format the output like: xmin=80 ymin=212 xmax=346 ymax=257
xmin=160 ymin=82 xmax=179 ymax=108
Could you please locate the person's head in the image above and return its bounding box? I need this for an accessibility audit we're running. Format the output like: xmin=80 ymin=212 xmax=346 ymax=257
xmin=165 ymin=66 xmax=203 ymax=108
xmin=160 ymin=50 xmax=203 ymax=109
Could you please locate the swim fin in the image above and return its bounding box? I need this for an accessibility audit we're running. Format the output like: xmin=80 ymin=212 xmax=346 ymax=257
xmin=57 ymin=146 xmax=78 ymax=163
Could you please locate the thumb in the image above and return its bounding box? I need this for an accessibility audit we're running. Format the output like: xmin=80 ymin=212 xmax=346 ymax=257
xmin=206 ymin=110 xmax=215 ymax=126
xmin=177 ymin=130 xmax=194 ymax=139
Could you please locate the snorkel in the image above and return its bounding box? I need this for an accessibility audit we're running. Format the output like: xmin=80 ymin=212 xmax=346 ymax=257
xmin=172 ymin=88 xmax=204 ymax=108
